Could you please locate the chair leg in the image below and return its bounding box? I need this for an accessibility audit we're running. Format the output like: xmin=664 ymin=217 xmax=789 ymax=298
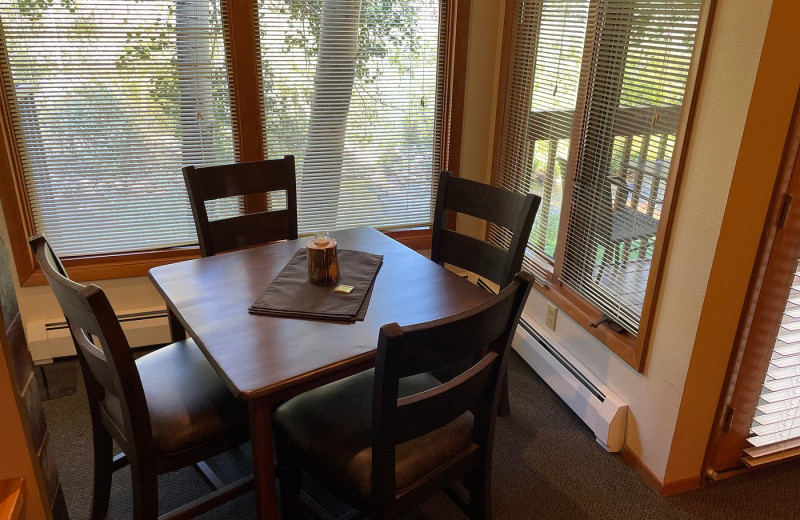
xmin=466 ymin=466 xmax=492 ymax=520
xmin=90 ymin=424 xmax=114 ymax=520
xmin=276 ymin=448 xmax=303 ymax=520
xmin=497 ymin=369 xmax=511 ymax=417
xmin=130 ymin=460 xmax=159 ymax=520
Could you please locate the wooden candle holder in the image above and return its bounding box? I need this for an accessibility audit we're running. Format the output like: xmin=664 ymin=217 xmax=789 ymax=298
xmin=307 ymin=237 xmax=339 ymax=286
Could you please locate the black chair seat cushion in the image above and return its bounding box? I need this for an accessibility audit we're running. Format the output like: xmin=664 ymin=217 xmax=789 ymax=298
xmin=274 ymin=369 xmax=474 ymax=498
xmin=105 ymin=339 xmax=248 ymax=455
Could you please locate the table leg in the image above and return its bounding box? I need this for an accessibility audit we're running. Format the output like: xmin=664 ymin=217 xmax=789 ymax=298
xmin=249 ymin=399 xmax=278 ymax=520
xmin=167 ymin=307 xmax=186 ymax=342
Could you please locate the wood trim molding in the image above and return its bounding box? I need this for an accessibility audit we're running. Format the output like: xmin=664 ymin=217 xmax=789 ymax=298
xmin=0 ymin=478 xmax=25 ymax=520
xmin=384 ymin=227 xmax=432 ymax=251
xmin=440 ymin=0 xmax=470 ymax=176
xmin=535 ymin=280 xmax=639 ymax=368
xmin=0 ymin=27 xmax=38 ymax=287
xmin=661 ymin=475 xmax=703 ymax=497
xmin=621 ymin=446 xmax=664 ymax=495
xmin=634 ymin=0 xmax=718 ymax=364
xmin=14 ymin=228 xmax=431 ymax=287
xmin=621 ymin=446 xmax=703 ymax=496
xmin=704 ymin=87 xmax=800 ymax=473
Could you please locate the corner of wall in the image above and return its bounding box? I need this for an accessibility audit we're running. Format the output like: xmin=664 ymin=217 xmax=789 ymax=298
xmin=664 ymin=0 xmax=800 ymax=486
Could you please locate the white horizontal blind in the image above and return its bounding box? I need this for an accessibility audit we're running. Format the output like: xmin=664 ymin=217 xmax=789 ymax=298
xmin=493 ymin=0 xmax=589 ymax=274
xmin=0 ymin=0 xmax=237 ymax=256
xmin=744 ymin=260 xmax=800 ymax=462
xmin=560 ymin=0 xmax=700 ymax=333
xmin=257 ymin=0 xmax=444 ymax=234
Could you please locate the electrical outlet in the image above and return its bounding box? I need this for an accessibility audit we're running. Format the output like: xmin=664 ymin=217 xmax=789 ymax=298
xmin=545 ymin=303 xmax=558 ymax=330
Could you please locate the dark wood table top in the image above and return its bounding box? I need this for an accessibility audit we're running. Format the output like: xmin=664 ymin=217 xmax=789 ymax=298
xmin=149 ymin=227 xmax=490 ymax=402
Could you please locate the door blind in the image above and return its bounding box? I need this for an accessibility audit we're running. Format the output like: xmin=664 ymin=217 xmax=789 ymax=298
xmin=560 ymin=0 xmax=700 ymax=333
xmin=0 ymin=0 xmax=237 ymax=256
xmin=744 ymin=259 xmax=800 ymax=463
xmin=257 ymin=0 xmax=445 ymax=234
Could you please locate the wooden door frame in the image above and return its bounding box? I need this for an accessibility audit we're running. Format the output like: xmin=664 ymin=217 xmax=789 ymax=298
xmin=705 ymin=87 xmax=800 ymax=475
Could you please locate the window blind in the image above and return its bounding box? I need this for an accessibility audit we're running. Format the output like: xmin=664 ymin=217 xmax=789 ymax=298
xmin=0 ymin=0 xmax=237 ymax=256
xmin=494 ymin=0 xmax=700 ymax=335
xmin=494 ymin=0 xmax=589 ymax=273
xmin=257 ymin=0 xmax=445 ymax=234
xmin=561 ymin=0 xmax=700 ymax=333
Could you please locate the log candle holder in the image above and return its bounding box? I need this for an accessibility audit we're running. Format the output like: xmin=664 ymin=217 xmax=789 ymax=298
xmin=307 ymin=232 xmax=339 ymax=286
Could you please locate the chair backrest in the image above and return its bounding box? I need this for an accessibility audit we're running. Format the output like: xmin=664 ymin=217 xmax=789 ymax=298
xmin=431 ymin=171 xmax=540 ymax=288
xmin=29 ymin=235 xmax=152 ymax=453
xmin=183 ymin=156 xmax=298 ymax=257
xmin=370 ymin=271 xmax=534 ymax=501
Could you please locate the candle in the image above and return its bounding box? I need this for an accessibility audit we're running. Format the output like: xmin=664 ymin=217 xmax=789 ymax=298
xmin=314 ymin=231 xmax=329 ymax=246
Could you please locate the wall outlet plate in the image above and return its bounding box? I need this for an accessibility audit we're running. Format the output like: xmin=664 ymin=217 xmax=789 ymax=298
xmin=545 ymin=302 xmax=558 ymax=330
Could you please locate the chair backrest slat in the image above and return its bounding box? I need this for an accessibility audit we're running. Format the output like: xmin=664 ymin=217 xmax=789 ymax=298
xmin=435 ymin=229 xmax=508 ymax=287
xmin=183 ymin=156 xmax=298 ymax=257
xmin=431 ymin=171 xmax=540 ymax=288
xmin=207 ymin=210 xmax=293 ymax=253
xmin=442 ymin=174 xmax=531 ymax=231
xmin=188 ymin=158 xmax=295 ymax=200
xmin=371 ymin=272 xmax=534 ymax=494
xmin=389 ymin=352 xmax=498 ymax=444
xmin=383 ymin=289 xmax=520 ymax=378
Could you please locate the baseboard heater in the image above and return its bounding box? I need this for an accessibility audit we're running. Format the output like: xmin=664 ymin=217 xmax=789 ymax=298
xmin=512 ymin=314 xmax=628 ymax=452
xmin=26 ymin=307 xmax=172 ymax=364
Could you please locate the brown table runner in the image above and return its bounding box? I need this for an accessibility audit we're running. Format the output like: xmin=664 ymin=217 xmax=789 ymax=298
xmin=249 ymin=248 xmax=383 ymax=321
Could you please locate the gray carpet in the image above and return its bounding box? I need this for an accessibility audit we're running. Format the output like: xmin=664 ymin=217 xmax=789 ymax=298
xmin=41 ymin=352 xmax=800 ymax=519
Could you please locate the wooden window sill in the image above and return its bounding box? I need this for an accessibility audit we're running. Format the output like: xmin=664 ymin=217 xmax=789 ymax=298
xmin=18 ymin=227 xmax=432 ymax=286
xmin=534 ymin=279 xmax=642 ymax=371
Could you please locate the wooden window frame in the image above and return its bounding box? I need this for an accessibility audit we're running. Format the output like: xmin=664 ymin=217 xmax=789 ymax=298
xmin=491 ymin=0 xmax=716 ymax=370
xmin=0 ymin=0 xmax=468 ymax=286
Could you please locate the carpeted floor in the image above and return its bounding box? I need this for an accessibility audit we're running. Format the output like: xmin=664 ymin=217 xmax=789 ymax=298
xmin=42 ymin=351 xmax=800 ymax=520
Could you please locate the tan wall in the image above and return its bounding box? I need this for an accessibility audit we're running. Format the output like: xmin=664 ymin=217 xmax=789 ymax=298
xmin=454 ymin=0 xmax=506 ymax=239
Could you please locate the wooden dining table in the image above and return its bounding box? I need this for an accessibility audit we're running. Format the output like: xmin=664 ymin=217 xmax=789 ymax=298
xmin=148 ymin=226 xmax=491 ymax=520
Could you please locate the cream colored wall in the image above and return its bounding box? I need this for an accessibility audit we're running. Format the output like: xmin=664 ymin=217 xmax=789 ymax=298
xmin=457 ymin=0 xmax=773 ymax=481
xmin=454 ymin=0 xmax=506 ymax=239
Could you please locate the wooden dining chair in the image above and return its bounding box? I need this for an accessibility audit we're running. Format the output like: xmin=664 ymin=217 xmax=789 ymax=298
xmin=183 ymin=156 xmax=298 ymax=257
xmin=30 ymin=235 xmax=253 ymax=520
xmin=431 ymin=171 xmax=540 ymax=416
xmin=275 ymin=272 xmax=534 ymax=520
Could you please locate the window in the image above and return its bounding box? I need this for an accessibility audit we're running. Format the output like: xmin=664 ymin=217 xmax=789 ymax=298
xmin=0 ymin=0 xmax=236 ymax=256
xmin=258 ymin=0 xmax=445 ymax=234
xmin=493 ymin=0 xmax=704 ymax=367
xmin=0 ymin=0 xmax=463 ymax=283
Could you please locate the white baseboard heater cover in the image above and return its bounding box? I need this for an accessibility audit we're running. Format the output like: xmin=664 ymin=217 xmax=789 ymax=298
xmin=513 ymin=314 xmax=628 ymax=452
xmin=26 ymin=307 xmax=171 ymax=364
